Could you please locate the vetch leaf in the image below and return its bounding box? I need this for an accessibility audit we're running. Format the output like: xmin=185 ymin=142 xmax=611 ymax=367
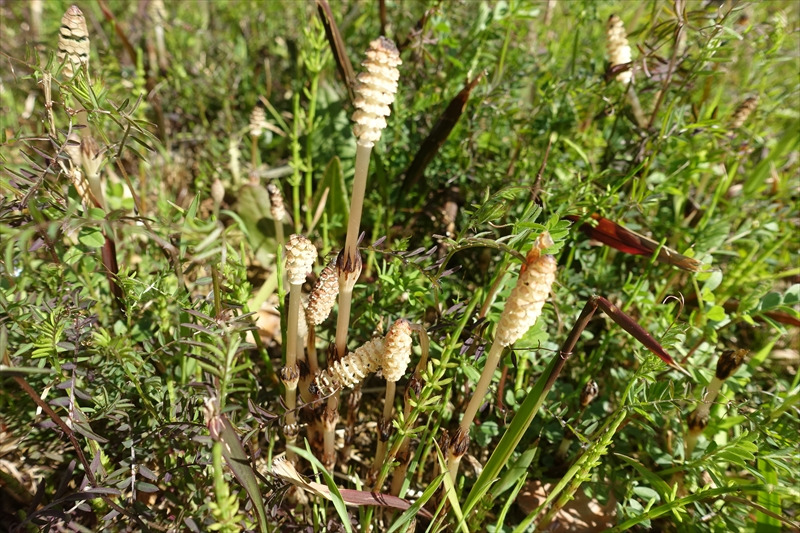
xmin=78 ymin=227 xmax=105 ymax=248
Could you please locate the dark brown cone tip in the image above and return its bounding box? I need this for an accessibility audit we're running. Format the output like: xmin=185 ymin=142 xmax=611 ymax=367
xmin=715 ymin=349 xmax=748 ymax=380
xmin=379 ymin=419 xmax=393 ymax=442
xmin=280 ymin=364 xmax=300 ymax=383
xmin=336 ymin=247 xmax=363 ymax=275
xmin=282 ymin=423 xmax=299 ymax=439
xmin=580 ymin=380 xmax=599 ymax=407
xmin=687 ymin=409 xmax=709 ymax=433
xmin=375 ymin=36 xmax=399 ymax=55
xmin=448 ymin=427 xmax=469 ymax=457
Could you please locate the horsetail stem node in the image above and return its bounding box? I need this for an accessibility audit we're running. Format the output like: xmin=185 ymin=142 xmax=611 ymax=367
xmin=352 ymin=37 xmax=402 ymax=147
xmin=58 ymin=5 xmax=90 ymax=78
xmin=309 ymin=337 xmax=385 ymax=397
xmin=606 ymin=14 xmax=632 ymax=85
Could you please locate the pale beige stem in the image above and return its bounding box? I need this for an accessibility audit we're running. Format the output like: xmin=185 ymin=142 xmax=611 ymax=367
xmin=286 ymin=284 xmax=302 ymax=379
xmin=334 ymin=285 xmax=355 ymax=359
xmin=625 ymin=85 xmax=648 ymax=129
xmin=333 ymin=143 xmax=371 ymax=357
xmin=343 ymin=143 xmax=372 ymax=259
xmin=305 ymin=328 xmax=319 ymax=375
xmin=284 ymin=282 xmax=302 ymax=462
xmin=390 ymin=326 xmax=429 ymax=495
xmin=445 ymin=341 xmax=504 ymax=480
xmin=459 ymin=341 xmax=504 ymax=435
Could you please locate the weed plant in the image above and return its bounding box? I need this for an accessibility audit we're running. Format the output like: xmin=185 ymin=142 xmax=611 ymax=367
xmin=1 ymin=1 xmax=798 ymax=532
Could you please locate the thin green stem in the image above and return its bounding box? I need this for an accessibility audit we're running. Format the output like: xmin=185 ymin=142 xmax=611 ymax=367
xmin=304 ymin=74 xmax=319 ymax=231
xmin=290 ymin=93 xmax=302 ymax=233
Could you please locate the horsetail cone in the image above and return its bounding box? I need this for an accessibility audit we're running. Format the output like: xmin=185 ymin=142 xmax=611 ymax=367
xmin=495 ymin=232 xmax=558 ymax=347
xmin=249 ymin=106 xmax=268 ymax=138
xmin=606 ymin=15 xmax=632 ymax=85
xmin=352 ymin=37 xmax=401 ymax=147
xmin=306 ymin=259 xmax=339 ymax=326
xmin=729 ymin=98 xmax=758 ymax=130
xmin=285 ymin=235 xmax=316 ymax=285
xmin=267 ymin=182 xmax=286 ymax=222
xmin=383 ymin=319 xmax=413 ymax=383
xmin=58 ymin=5 xmax=90 ymax=78
xmin=211 ymin=178 xmax=225 ymax=206
xmin=310 ymin=337 xmax=385 ymax=397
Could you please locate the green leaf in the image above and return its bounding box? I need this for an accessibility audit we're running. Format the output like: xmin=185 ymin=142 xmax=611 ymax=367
xmin=78 ymin=227 xmax=105 ymax=248
xmin=217 ymin=415 xmax=268 ymax=533
xmin=633 ymin=485 xmax=660 ymax=503
xmin=706 ymin=305 xmax=727 ymax=321
xmin=616 ymin=454 xmax=672 ymax=499
xmin=386 ymin=473 xmax=447 ymax=533
xmin=783 ymin=284 xmax=800 ymax=305
xmin=235 ymin=183 xmax=287 ymax=267
xmin=291 ymin=446 xmax=353 ymax=533
xmin=312 ymin=156 xmax=349 ymax=230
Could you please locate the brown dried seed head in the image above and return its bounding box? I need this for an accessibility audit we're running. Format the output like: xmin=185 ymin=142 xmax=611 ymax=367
xmin=580 ymin=380 xmax=599 ymax=407
xmin=306 ymin=259 xmax=339 ymax=326
xmin=285 ymin=234 xmax=316 ymax=285
xmin=729 ymin=97 xmax=758 ymax=130
xmin=58 ymin=5 xmax=90 ymax=78
xmin=383 ymin=319 xmax=413 ymax=382
xmin=715 ymin=349 xmax=748 ymax=381
xmin=352 ymin=37 xmax=401 ymax=147
xmin=606 ymin=15 xmax=632 ymax=85
xmin=249 ymin=106 xmax=268 ymax=138
xmin=495 ymin=232 xmax=557 ymax=347
xmin=267 ymin=182 xmax=286 ymax=221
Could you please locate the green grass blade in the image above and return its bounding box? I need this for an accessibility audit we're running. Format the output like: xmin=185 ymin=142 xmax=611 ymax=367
xmin=463 ymin=352 xmax=559 ymax=515
xmin=290 ymin=445 xmax=353 ymax=533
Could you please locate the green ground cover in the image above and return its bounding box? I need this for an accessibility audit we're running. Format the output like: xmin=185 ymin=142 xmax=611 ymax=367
xmin=1 ymin=1 xmax=798 ymax=531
